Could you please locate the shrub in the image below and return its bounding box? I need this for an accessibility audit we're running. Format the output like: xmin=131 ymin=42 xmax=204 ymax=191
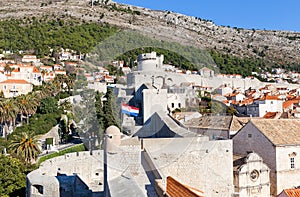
xmin=37 ymin=143 xmax=86 ymax=166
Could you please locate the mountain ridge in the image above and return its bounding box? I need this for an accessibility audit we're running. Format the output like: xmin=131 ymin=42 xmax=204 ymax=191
xmin=1 ymin=0 xmax=300 ymax=66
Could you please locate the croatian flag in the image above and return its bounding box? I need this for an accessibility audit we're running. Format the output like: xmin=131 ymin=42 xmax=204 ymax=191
xmin=121 ymin=103 xmax=139 ymax=117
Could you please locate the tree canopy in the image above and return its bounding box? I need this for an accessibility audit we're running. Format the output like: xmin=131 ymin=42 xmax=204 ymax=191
xmin=8 ymin=131 xmax=41 ymax=164
xmin=0 ymin=17 xmax=117 ymax=57
xmin=0 ymin=155 xmax=27 ymax=196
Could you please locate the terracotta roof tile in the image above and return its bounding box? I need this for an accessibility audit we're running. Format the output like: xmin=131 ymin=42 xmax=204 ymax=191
xmin=283 ymin=101 xmax=297 ymax=109
xmin=12 ymin=68 xmax=19 ymax=72
xmin=184 ymin=115 xmax=232 ymax=130
xmin=280 ymin=188 xmax=300 ymax=197
xmin=0 ymin=79 xmax=30 ymax=84
xmin=32 ymin=67 xmax=40 ymax=73
xmin=230 ymin=116 xmax=251 ymax=132
xmin=265 ymin=95 xmax=280 ymax=100
xmin=263 ymin=112 xmax=278 ymax=119
xmin=250 ymin=119 xmax=300 ymax=146
xmin=166 ymin=176 xmax=204 ymax=197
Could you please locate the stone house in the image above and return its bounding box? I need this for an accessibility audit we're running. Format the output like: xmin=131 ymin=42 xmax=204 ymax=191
xmin=0 ymin=79 xmax=33 ymax=98
xmin=215 ymin=84 xmax=233 ymax=96
xmin=142 ymin=137 xmax=234 ymax=197
xmin=183 ymin=115 xmax=233 ymax=140
xmin=22 ymin=55 xmax=40 ymax=64
xmin=8 ymin=64 xmax=42 ymax=86
xmin=232 ymin=119 xmax=300 ymax=196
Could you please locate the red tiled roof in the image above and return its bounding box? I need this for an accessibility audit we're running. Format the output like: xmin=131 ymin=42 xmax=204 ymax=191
xmin=265 ymin=95 xmax=280 ymax=100
xmin=0 ymin=79 xmax=30 ymax=84
xmin=32 ymin=67 xmax=40 ymax=73
xmin=166 ymin=176 xmax=204 ymax=197
xmin=283 ymin=100 xmax=297 ymax=109
xmin=280 ymin=188 xmax=300 ymax=197
xmin=263 ymin=112 xmax=278 ymax=119
xmin=241 ymin=98 xmax=254 ymax=105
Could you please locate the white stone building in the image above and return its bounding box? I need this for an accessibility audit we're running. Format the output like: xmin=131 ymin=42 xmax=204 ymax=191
xmin=233 ymin=152 xmax=270 ymax=197
xmin=143 ymin=137 xmax=234 ymax=197
xmin=232 ymin=119 xmax=300 ymax=196
xmin=143 ymin=88 xmax=168 ymax=123
xmin=216 ymin=85 xmax=233 ymax=96
xmin=137 ymin=51 xmax=163 ymax=72
xmin=22 ymin=55 xmax=40 ymax=64
xmin=256 ymin=95 xmax=283 ymax=117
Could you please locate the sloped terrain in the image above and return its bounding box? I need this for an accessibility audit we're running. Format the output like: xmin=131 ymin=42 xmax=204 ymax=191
xmin=1 ymin=0 xmax=300 ymax=66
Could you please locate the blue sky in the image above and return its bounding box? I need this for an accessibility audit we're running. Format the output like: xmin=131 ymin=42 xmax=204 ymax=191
xmin=114 ymin=0 xmax=300 ymax=32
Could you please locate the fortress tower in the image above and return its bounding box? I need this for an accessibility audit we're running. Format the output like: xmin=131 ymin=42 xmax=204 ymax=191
xmin=137 ymin=51 xmax=163 ymax=72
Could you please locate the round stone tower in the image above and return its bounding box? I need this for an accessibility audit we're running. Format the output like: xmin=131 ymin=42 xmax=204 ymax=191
xmin=105 ymin=125 xmax=121 ymax=154
xmin=137 ymin=51 xmax=164 ymax=72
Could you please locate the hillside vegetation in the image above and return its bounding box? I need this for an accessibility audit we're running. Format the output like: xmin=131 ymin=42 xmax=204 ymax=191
xmin=0 ymin=0 xmax=298 ymax=66
xmin=0 ymin=0 xmax=300 ymax=74
xmin=0 ymin=17 xmax=117 ymax=57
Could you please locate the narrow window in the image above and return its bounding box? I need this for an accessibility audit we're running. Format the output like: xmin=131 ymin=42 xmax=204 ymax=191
xmin=171 ymin=103 xmax=174 ymax=108
xmin=178 ymin=103 xmax=181 ymax=108
xmin=291 ymin=158 xmax=295 ymax=169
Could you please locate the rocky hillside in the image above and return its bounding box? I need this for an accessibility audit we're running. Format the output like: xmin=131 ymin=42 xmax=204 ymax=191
xmin=1 ymin=0 xmax=300 ymax=65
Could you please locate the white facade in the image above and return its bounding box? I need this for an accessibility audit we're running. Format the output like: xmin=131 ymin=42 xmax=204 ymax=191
xmin=233 ymin=119 xmax=300 ymax=196
xmin=143 ymin=88 xmax=168 ymax=123
xmin=257 ymin=99 xmax=283 ymax=117
xmin=8 ymin=65 xmax=42 ymax=86
xmin=234 ymin=153 xmax=270 ymax=197
xmin=167 ymin=93 xmax=186 ymax=112
xmin=22 ymin=55 xmax=40 ymax=63
xmin=216 ymin=86 xmax=233 ymax=96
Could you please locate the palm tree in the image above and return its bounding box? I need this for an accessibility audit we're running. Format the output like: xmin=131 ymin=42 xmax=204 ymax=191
xmin=9 ymin=131 xmax=41 ymax=164
xmin=0 ymin=98 xmax=19 ymax=139
xmin=56 ymin=74 xmax=67 ymax=91
xmin=37 ymin=82 xmax=56 ymax=98
xmin=16 ymin=93 xmax=39 ymax=124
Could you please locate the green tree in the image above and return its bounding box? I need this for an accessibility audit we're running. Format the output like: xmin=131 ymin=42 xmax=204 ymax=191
xmin=65 ymin=74 xmax=76 ymax=94
xmin=16 ymin=93 xmax=39 ymax=124
xmin=8 ymin=131 xmax=41 ymax=164
xmin=37 ymin=97 xmax=58 ymax=114
xmin=210 ymin=101 xmax=226 ymax=114
xmin=0 ymin=155 xmax=27 ymax=196
xmin=4 ymin=64 xmax=12 ymax=74
xmin=95 ymin=91 xmax=105 ymax=130
xmin=95 ymin=91 xmax=105 ymax=146
xmin=0 ymin=98 xmax=19 ymax=139
xmin=103 ymin=88 xmax=121 ymax=129
xmin=226 ymin=106 xmax=237 ymax=115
